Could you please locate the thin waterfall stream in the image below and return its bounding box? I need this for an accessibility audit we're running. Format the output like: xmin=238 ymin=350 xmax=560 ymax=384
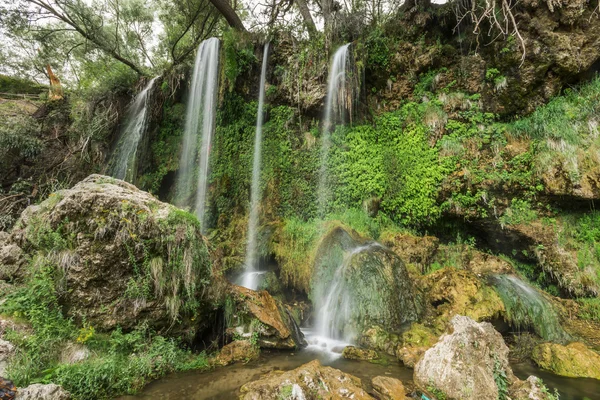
xmin=109 ymin=77 xmax=159 ymax=182
xmin=317 ymin=44 xmax=350 ymax=218
xmin=239 ymin=42 xmax=270 ymax=290
xmin=175 ymin=38 xmax=220 ymax=233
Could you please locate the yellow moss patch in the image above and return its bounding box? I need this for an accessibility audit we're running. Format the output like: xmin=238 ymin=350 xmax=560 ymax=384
xmin=532 ymin=342 xmax=600 ymax=380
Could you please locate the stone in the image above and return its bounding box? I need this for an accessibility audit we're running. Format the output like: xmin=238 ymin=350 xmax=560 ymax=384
xmin=0 ymin=339 xmax=15 ymax=377
xmin=509 ymin=376 xmax=556 ymax=400
xmin=214 ymin=340 xmax=259 ymax=366
xmin=0 ymin=243 xmax=25 ymax=281
xmin=342 ymin=346 xmax=378 ymax=361
xmin=414 ymin=315 xmax=516 ymax=400
xmin=228 ymin=285 xmax=306 ymax=349
xmin=311 ymin=226 xmax=422 ymax=340
xmin=15 ymin=384 xmax=70 ymax=400
xmin=371 ymin=376 xmax=406 ymax=400
xmin=396 ymin=323 xmax=437 ymax=368
xmin=532 ymin=342 xmax=600 ymax=380
xmin=358 ymin=326 xmax=400 ymax=357
xmin=239 ymin=359 xmax=374 ymax=400
xmin=7 ymin=175 xmax=214 ymax=336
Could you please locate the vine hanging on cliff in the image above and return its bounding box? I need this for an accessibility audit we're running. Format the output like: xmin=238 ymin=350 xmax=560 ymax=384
xmin=452 ymin=0 xmax=527 ymax=65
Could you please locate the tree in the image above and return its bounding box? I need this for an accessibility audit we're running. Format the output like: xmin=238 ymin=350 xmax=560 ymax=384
xmin=207 ymin=0 xmax=247 ymax=31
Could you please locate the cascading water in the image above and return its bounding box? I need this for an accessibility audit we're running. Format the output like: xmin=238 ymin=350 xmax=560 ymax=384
xmin=490 ymin=274 xmax=571 ymax=342
xmin=305 ymin=242 xmax=380 ymax=358
xmin=239 ymin=42 xmax=270 ymax=290
xmin=109 ymin=77 xmax=158 ymax=182
xmin=176 ymin=38 xmax=220 ymax=233
xmin=317 ymin=44 xmax=351 ymax=218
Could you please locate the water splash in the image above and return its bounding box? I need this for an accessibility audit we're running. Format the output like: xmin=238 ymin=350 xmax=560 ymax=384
xmin=109 ymin=77 xmax=159 ymax=182
xmin=490 ymin=274 xmax=571 ymax=342
xmin=317 ymin=44 xmax=351 ymax=218
xmin=240 ymin=42 xmax=270 ymax=290
xmin=176 ymin=38 xmax=220 ymax=233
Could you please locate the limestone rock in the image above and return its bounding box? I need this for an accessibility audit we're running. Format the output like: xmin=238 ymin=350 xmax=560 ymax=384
xmin=342 ymin=346 xmax=378 ymax=361
xmin=8 ymin=175 xmax=213 ymax=336
xmin=421 ymin=268 xmax=505 ymax=331
xmin=0 ymin=243 xmax=25 ymax=281
xmin=358 ymin=326 xmax=400 ymax=357
xmin=228 ymin=285 xmax=305 ymax=349
xmin=371 ymin=376 xmax=406 ymax=400
xmin=0 ymin=339 xmax=15 ymax=377
xmin=532 ymin=342 xmax=600 ymax=379
xmin=396 ymin=323 xmax=438 ymax=368
xmin=509 ymin=376 xmax=556 ymax=400
xmin=380 ymin=233 xmax=439 ymax=273
xmin=15 ymin=384 xmax=70 ymax=400
xmin=239 ymin=359 xmax=373 ymax=400
xmin=214 ymin=340 xmax=259 ymax=366
xmin=414 ymin=315 xmax=516 ymax=400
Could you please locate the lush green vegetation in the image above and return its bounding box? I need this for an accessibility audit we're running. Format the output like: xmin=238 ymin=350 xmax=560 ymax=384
xmin=0 ymin=261 xmax=209 ymax=400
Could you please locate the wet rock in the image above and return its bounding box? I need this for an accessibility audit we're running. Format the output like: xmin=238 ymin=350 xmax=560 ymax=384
xmin=371 ymin=376 xmax=406 ymax=400
xmin=380 ymin=233 xmax=439 ymax=274
xmin=239 ymin=359 xmax=373 ymax=400
xmin=214 ymin=340 xmax=259 ymax=366
xmin=15 ymin=384 xmax=70 ymax=400
xmin=228 ymin=285 xmax=305 ymax=349
xmin=414 ymin=315 xmax=517 ymax=400
xmin=420 ymin=268 xmax=505 ymax=331
xmin=532 ymin=342 xmax=600 ymax=379
xmin=342 ymin=346 xmax=378 ymax=361
xmin=509 ymin=376 xmax=556 ymax=400
xmin=7 ymin=175 xmax=213 ymax=336
xmin=358 ymin=326 xmax=400 ymax=357
xmin=312 ymin=226 xmax=422 ymax=340
xmin=396 ymin=323 xmax=438 ymax=368
xmin=0 ymin=378 xmax=16 ymax=400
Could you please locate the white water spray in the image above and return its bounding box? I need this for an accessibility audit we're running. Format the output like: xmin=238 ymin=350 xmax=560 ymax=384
xmin=109 ymin=77 xmax=159 ymax=182
xmin=176 ymin=38 xmax=220 ymax=233
xmin=305 ymin=243 xmax=379 ymax=358
xmin=240 ymin=42 xmax=270 ymax=290
xmin=317 ymin=44 xmax=350 ymax=217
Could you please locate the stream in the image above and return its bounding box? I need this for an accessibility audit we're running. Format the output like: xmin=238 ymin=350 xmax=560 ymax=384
xmin=118 ymin=347 xmax=600 ymax=400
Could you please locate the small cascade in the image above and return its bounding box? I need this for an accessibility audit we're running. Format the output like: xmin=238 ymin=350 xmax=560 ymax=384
xmin=305 ymin=243 xmax=380 ymax=358
xmin=176 ymin=38 xmax=220 ymax=233
xmin=317 ymin=44 xmax=351 ymax=217
xmin=240 ymin=42 xmax=270 ymax=290
xmin=490 ymin=274 xmax=571 ymax=342
xmin=109 ymin=77 xmax=159 ymax=182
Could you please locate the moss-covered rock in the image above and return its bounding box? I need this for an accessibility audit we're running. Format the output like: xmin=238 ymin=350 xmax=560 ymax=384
xmin=532 ymin=342 xmax=600 ymax=380
xmin=214 ymin=340 xmax=259 ymax=366
xmin=227 ymin=285 xmax=306 ymax=349
xmin=5 ymin=174 xmax=214 ymax=337
xmin=341 ymin=346 xmax=378 ymax=361
xmin=396 ymin=323 xmax=438 ymax=368
xmin=311 ymin=226 xmax=422 ymax=340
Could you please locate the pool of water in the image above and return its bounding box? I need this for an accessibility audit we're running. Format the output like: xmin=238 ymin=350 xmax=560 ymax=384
xmin=118 ymin=349 xmax=600 ymax=400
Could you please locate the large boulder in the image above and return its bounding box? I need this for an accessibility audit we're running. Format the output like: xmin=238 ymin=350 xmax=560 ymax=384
xmin=214 ymin=340 xmax=259 ymax=366
xmin=15 ymin=384 xmax=70 ymax=400
xmin=0 ymin=339 xmax=14 ymax=377
xmin=311 ymin=226 xmax=422 ymax=341
xmin=239 ymin=359 xmax=373 ymax=400
xmin=227 ymin=285 xmax=306 ymax=349
xmin=371 ymin=376 xmax=406 ymax=400
xmin=532 ymin=342 xmax=600 ymax=380
xmin=414 ymin=316 xmax=516 ymax=400
xmin=5 ymin=175 xmax=214 ymax=337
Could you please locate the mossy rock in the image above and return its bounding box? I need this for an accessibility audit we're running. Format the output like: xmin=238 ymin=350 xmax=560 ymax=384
xmin=532 ymin=342 xmax=600 ymax=380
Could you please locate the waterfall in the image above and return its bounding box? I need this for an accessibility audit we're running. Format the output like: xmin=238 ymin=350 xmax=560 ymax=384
xmin=109 ymin=77 xmax=158 ymax=182
xmin=240 ymin=43 xmax=270 ymax=290
xmin=176 ymin=38 xmax=220 ymax=233
xmin=317 ymin=44 xmax=351 ymax=218
xmin=490 ymin=275 xmax=571 ymax=342
xmin=305 ymin=242 xmax=380 ymax=357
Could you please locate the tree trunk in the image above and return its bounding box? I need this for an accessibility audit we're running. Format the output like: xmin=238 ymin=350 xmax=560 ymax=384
xmin=208 ymin=0 xmax=247 ymax=31
xmin=296 ymin=0 xmax=317 ymax=38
